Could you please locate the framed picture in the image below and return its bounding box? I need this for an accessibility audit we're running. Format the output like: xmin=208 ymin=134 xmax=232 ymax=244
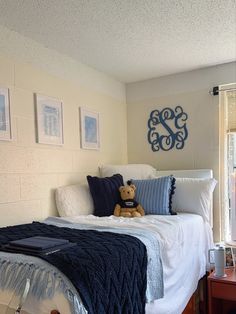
xmin=232 ymin=247 xmax=236 ymax=265
xmin=35 ymin=94 xmax=64 ymax=145
xmin=225 ymin=247 xmax=235 ymax=267
xmin=79 ymin=107 xmax=100 ymax=150
xmin=0 ymin=87 xmax=11 ymax=141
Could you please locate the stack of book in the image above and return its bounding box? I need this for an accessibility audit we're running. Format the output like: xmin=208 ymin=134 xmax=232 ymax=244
xmin=1 ymin=236 xmax=76 ymax=256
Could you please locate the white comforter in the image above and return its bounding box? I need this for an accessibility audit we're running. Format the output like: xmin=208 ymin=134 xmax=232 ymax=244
xmin=0 ymin=213 xmax=213 ymax=314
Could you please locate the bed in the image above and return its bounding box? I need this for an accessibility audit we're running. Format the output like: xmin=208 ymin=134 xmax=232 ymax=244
xmin=0 ymin=165 xmax=216 ymax=314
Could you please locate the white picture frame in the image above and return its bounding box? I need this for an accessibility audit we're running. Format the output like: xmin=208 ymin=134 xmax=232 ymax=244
xmin=225 ymin=247 xmax=235 ymax=268
xmin=79 ymin=107 xmax=100 ymax=150
xmin=232 ymin=247 xmax=236 ymax=266
xmin=35 ymin=94 xmax=64 ymax=145
xmin=0 ymin=87 xmax=11 ymax=141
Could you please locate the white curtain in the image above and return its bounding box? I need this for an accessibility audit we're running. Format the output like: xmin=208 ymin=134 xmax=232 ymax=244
xmin=219 ymin=83 xmax=236 ymax=243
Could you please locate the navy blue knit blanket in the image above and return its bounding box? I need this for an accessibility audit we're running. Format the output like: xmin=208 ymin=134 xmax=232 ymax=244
xmin=0 ymin=222 xmax=147 ymax=314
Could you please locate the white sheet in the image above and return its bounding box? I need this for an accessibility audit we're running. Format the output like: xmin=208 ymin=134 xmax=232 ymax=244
xmin=56 ymin=213 xmax=213 ymax=314
xmin=0 ymin=213 xmax=213 ymax=314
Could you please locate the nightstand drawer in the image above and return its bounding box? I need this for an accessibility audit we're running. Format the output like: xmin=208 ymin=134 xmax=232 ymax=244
xmin=211 ymin=282 xmax=236 ymax=301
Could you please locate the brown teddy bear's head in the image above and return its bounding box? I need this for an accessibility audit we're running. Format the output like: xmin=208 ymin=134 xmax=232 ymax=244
xmin=119 ymin=184 xmax=136 ymax=200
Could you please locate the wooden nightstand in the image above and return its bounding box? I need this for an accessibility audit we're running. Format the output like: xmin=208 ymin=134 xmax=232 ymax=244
xmin=208 ymin=268 xmax=236 ymax=314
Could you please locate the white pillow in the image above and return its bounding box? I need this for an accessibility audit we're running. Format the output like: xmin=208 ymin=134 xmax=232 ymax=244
xmin=55 ymin=184 xmax=94 ymax=217
xmin=99 ymin=164 xmax=156 ymax=183
xmin=172 ymin=178 xmax=217 ymax=222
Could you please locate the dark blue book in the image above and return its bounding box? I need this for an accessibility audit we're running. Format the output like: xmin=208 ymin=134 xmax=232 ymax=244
xmin=1 ymin=236 xmax=76 ymax=256
xmin=9 ymin=236 xmax=69 ymax=250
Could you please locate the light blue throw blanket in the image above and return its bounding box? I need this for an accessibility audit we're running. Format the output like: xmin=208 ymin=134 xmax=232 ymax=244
xmin=0 ymin=217 xmax=163 ymax=312
xmin=0 ymin=251 xmax=87 ymax=314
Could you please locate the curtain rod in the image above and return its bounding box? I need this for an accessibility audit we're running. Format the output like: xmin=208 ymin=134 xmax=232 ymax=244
xmin=209 ymin=86 xmax=236 ymax=96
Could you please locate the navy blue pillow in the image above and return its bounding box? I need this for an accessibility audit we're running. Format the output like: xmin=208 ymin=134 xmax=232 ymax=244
xmin=87 ymin=174 xmax=124 ymax=217
xmin=131 ymin=176 xmax=176 ymax=215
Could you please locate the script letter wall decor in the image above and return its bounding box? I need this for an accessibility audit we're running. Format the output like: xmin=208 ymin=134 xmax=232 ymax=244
xmin=147 ymin=106 xmax=188 ymax=152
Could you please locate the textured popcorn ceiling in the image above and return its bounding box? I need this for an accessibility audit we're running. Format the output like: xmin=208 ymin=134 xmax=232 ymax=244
xmin=0 ymin=0 xmax=235 ymax=83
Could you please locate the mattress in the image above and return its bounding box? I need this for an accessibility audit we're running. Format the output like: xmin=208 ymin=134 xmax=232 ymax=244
xmin=0 ymin=213 xmax=213 ymax=314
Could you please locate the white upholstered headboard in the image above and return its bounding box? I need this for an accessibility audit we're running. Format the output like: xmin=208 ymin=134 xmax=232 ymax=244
xmin=157 ymin=169 xmax=213 ymax=179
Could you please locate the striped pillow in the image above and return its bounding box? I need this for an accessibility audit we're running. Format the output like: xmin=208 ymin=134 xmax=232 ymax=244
xmin=131 ymin=176 xmax=176 ymax=215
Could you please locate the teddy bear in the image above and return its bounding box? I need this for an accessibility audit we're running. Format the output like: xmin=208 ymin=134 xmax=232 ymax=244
xmin=114 ymin=183 xmax=145 ymax=217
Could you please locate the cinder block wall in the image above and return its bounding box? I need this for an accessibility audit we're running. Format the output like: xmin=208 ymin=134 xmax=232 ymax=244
xmin=0 ymin=46 xmax=127 ymax=226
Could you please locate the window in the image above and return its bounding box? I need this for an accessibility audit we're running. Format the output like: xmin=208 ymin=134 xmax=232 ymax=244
xmin=219 ymin=85 xmax=236 ymax=244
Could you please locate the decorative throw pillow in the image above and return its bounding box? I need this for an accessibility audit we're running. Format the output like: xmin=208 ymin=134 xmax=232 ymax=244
xmin=172 ymin=178 xmax=217 ymax=222
xmin=55 ymin=184 xmax=94 ymax=217
xmin=131 ymin=176 xmax=176 ymax=215
xmin=87 ymin=174 xmax=124 ymax=217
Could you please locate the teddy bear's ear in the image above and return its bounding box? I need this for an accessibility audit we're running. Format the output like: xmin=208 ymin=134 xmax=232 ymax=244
xmin=130 ymin=184 xmax=136 ymax=191
xmin=119 ymin=186 xmax=125 ymax=192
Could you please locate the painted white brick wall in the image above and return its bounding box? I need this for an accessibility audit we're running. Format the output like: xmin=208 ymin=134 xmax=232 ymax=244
xmin=0 ymin=53 xmax=127 ymax=227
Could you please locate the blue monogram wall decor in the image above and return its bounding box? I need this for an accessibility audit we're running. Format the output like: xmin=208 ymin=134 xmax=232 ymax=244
xmin=147 ymin=106 xmax=188 ymax=151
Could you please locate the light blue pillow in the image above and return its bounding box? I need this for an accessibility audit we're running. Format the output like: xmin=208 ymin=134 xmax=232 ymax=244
xmin=131 ymin=176 xmax=176 ymax=215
